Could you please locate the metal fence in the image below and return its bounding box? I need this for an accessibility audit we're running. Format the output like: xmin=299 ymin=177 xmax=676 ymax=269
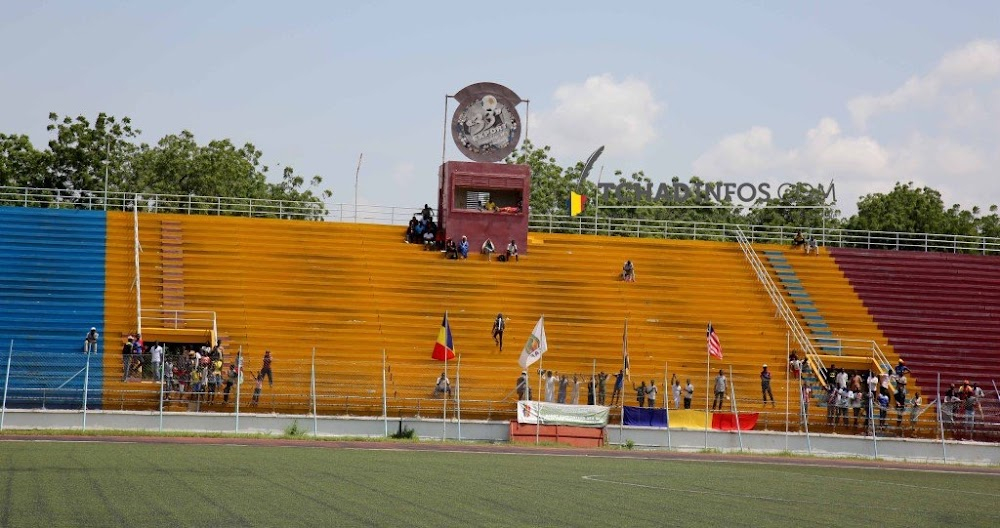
xmin=4 ymin=185 xmax=1000 ymax=253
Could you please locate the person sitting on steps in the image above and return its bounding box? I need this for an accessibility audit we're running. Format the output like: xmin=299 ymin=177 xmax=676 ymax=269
xmin=622 ymin=260 xmax=636 ymax=282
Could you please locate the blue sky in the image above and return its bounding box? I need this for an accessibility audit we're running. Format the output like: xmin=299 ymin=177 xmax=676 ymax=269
xmin=2 ymin=1 xmax=999 ymax=215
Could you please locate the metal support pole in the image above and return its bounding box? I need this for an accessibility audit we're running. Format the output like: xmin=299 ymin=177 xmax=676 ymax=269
xmin=158 ymin=348 xmax=165 ymax=432
xmin=441 ymin=95 xmax=450 ymax=168
xmin=353 ymin=153 xmax=363 ymax=223
xmin=312 ymin=347 xmax=318 ymax=437
xmin=235 ymin=347 xmax=242 ymax=433
xmin=729 ymin=365 xmax=744 ymax=452
xmin=870 ymin=392 xmax=878 ymax=459
xmin=82 ymin=345 xmax=91 ymax=431
xmin=784 ymin=332 xmax=790 ymax=451
xmin=457 ymin=354 xmax=462 ymax=441
xmin=2 ymin=340 xmax=13 ymax=431
xmin=664 ymin=361 xmax=671 ymax=449
xmin=382 ymin=349 xmax=388 ymax=438
xmin=133 ymin=201 xmax=143 ymax=336
xmin=937 ymin=372 xmax=947 ymax=461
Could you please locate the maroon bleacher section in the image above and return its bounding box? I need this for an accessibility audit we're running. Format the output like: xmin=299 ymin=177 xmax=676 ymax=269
xmin=829 ymin=248 xmax=1000 ymax=394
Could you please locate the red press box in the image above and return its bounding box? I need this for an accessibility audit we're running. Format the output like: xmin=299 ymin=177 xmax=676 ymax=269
xmin=438 ymin=161 xmax=531 ymax=254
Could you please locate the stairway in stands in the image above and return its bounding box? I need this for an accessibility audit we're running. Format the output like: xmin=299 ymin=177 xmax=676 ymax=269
xmin=159 ymin=220 xmax=185 ymax=321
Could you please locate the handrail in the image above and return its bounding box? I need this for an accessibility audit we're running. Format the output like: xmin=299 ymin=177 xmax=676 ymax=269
xmin=733 ymin=227 xmax=827 ymax=388
xmin=140 ymin=309 xmax=218 ymax=342
xmin=3 ymin=185 xmax=1000 ymax=254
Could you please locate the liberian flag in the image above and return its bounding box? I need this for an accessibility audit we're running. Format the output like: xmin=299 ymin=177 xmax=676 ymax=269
xmin=707 ymin=323 xmax=723 ymax=360
xmin=517 ymin=316 xmax=548 ymax=368
xmin=431 ymin=312 xmax=456 ymax=361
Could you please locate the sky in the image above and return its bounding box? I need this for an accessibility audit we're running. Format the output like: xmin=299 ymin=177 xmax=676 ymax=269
xmin=2 ymin=1 xmax=999 ymax=216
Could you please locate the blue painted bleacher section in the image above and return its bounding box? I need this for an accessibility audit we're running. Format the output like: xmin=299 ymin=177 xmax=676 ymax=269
xmin=0 ymin=207 xmax=106 ymax=409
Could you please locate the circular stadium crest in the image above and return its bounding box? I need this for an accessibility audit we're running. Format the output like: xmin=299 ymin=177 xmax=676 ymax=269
xmin=451 ymin=82 xmax=522 ymax=163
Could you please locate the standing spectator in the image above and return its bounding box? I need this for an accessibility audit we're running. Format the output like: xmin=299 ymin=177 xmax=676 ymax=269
xmin=421 ymin=203 xmax=433 ymax=222
xmin=866 ymin=371 xmax=878 ymax=395
xmin=835 ymin=368 xmax=848 ymax=390
xmin=788 ymin=351 xmax=800 ymax=379
xmin=760 ymin=365 xmax=775 ymax=407
xmin=250 ymin=371 xmax=263 ymax=407
xmin=712 ymin=369 xmax=727 ymax=410
xmin=825 ymin=364 xmax=837 ymax=389
xmin=826 ymin=387 xmax=837 ymax=426
xmin=150 ymin=342 xmax=163 ymax=381
xmin=163 ymin=356 xmax=175 ymax=397
xmin=492 ymin=313 xmax=505 ymax=351
xmin=515 ymin=371 xmax=529 ymax=401
xmin=433 ymin=372 xmax=451 ymax=398
xmin=121 ymin=336 xmax=135 ymax=381
xmin=611 ymin=370 xmax=625 ymax=406
xmin=684 ymin=379 xmax=694 ymax=409
xmin=646 ymin=380 xmax=657 ymax=408
xmin=877 ymin=392 xmax=890 ymax=431
xmin=571 ymin=374 xmax=581 ymax=404
xmin=597 ymin=372 xmax=608 ymax=405
xmin=544 ymin=371 xmax=555 ymax=403
xmin=586 ymin=376 xmax=595 ymax=405
xmin=223 ymin=363 xmax=237 ymax=403
xmin=505 ymin=239 xmax=519 ymax=262
xmin=671 ymin=374 xmax=681 ymax=409
xmin=894 ymin=360 xmax=910 ymax=377
xmin=974 ymin=384 xmax=986 ymax=419
xmin=84 ymin=327 xmax=99 ymax=354
xmin=909 ymin=392 xmax=922 ymax=430
xmin=634 ymin=381 xmax=647 ymax=407
xmin=260 ymin=350 xmax=273 ymax=388
xmin=557 ymin=374 xmax=569 ymax=404
xmin=851 ymin=388 xmax=863 ymax=428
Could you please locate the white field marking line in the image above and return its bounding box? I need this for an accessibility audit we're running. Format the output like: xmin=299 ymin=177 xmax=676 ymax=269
xmin=581 ymin=474 xmax=868 ymax=506
xmin=781 ymin=471 xmax=1000 ymax=498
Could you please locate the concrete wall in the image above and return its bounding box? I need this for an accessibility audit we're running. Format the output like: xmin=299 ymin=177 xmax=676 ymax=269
xmin=2 ymin=409 xmax=997 ymax=465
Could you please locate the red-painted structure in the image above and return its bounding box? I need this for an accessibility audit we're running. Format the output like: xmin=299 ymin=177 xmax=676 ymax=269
xmin=437 ymin=161 xmax=531 ymax=254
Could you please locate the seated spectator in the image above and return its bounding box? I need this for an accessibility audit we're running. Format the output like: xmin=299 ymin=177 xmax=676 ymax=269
xmin=458 ymin=236 xmax=469 ymax=259
xmin=433 ymin=372 xmax=451 ymax=398
xmin=485 ymin=198 xmax=498 ymax=211
xmin=503 ymin=239 xmax=519 ymax=262
xmin=445 ymin=238 xmax=459 ymax=259
xmin=792 ymin=231 xmax=805 ymax=248
xmin=804 ymin=236 xmax=819 ymax=255
xmin=481 ymin=238 xmax=496 ymax=261
xmin=405 ymin=216 xmax=419 ymax=243
xmin=422 ymin=229 xmax=435 ymax=249
xmin=621 ymin=260 xmax=636 ymax=282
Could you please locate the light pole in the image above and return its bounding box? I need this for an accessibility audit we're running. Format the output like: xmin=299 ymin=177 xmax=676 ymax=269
xmin=104 ymin=139 xmax=110 ymax=211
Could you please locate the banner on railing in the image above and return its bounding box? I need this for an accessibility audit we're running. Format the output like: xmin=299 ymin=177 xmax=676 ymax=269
xmin=517 ymin=401 xmax=610 ymax=427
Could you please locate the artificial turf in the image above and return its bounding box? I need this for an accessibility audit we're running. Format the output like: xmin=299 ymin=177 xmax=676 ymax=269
xmin=0 ymin=440 xmax=997 ymax=527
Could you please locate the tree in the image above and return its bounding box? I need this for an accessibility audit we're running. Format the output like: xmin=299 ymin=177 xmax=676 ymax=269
xmin=747 ymin=183 xmax=841 ymax=230
xmin=1 ymin=112 xmax=332 ymax=217
xmin=846 ymin=182 xmax=950 ymax=233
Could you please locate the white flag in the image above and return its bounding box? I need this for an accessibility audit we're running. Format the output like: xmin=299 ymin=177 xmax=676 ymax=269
xmin=518 ymin=316 xmax=548 ymax=368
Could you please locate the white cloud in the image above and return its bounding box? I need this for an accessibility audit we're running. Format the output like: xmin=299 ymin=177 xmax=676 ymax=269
xmin=695 ymin=40 xmax=1000 ymax=214
xmin=848 ymin=39 xmax=1000 ymax=129
xmin=532 ymin=74 xmax=663 ymax=162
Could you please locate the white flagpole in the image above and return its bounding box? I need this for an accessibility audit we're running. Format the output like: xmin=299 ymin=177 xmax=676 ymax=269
xmin=235 ymin=346 xmax=242 ymax=433
xmin=457 ymin=354 xmax=462 ymax=441
xmin=937 ymin=372 xmax=947 ymax=461
xmin=801 ymin=376 xmax=812 ymax=454
xmin=784 ymin=331 xmax=790 ymax=451
xmin=443 ymin=352 xmax=448 ymax=442
xmin=82 ymin=341 xmax=91 ymax=431
xmin=536 ymin=355 xmax=542 ymax=445
xmin=2 ymin=340 xmax=13 ymax=431
xmin=591 ymin=358 xmax=596 ymax=405
xmin=729 ymin=365 xmax=743 ymax=452
xmin=705 ymin=323 xmax=711 ymax=449
xmin=312 ymin=347 xmax=318 ymax=437
xmin=620 ymin=318 xmax=626 ymax=441
xmin=158 ymin=345 xmax=165 ymax=432
xmin=664 ymin=360 xmax=671 ymax=449
xmin=382 ymin=349 xmax=388 ymax=438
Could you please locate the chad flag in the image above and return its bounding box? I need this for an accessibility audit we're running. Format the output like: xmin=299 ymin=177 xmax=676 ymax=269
xmin=569 ymin=191 xmax=588 ymax=216
xmin=431 ymin=312 xmax=456 ymax=361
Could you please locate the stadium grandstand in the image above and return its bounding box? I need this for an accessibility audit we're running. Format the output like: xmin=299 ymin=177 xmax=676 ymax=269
xmin=0 ymin=186 xmax=998 ymax=442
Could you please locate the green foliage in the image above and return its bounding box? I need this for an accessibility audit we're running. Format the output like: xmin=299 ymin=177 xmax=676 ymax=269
xmin=390 ymin=426 xmax=416 ymax=439
xmin=1 ymin=112 xmax=331 ymax=217
xmin=284 ymin=420 xmax=305 ymax=437
xmin=624 ymin=438 xmax=635 ymax=450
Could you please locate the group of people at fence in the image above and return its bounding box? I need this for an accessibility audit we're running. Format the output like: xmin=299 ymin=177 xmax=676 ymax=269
xmin=815 ymin=360 xmax=922 ymax=436
xmin=87 ymin=327 xmax=275 ymax=409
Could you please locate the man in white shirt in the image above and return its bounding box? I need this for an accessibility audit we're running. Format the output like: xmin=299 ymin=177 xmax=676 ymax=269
xmin=151 ymin=342 xmax=164 ymax=381
xmin=712 ymin=370 xmax=727 ymax=410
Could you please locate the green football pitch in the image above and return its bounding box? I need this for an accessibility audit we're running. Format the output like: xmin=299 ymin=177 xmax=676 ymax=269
xmin=1 ymin=439 xmax=997 ymax=527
